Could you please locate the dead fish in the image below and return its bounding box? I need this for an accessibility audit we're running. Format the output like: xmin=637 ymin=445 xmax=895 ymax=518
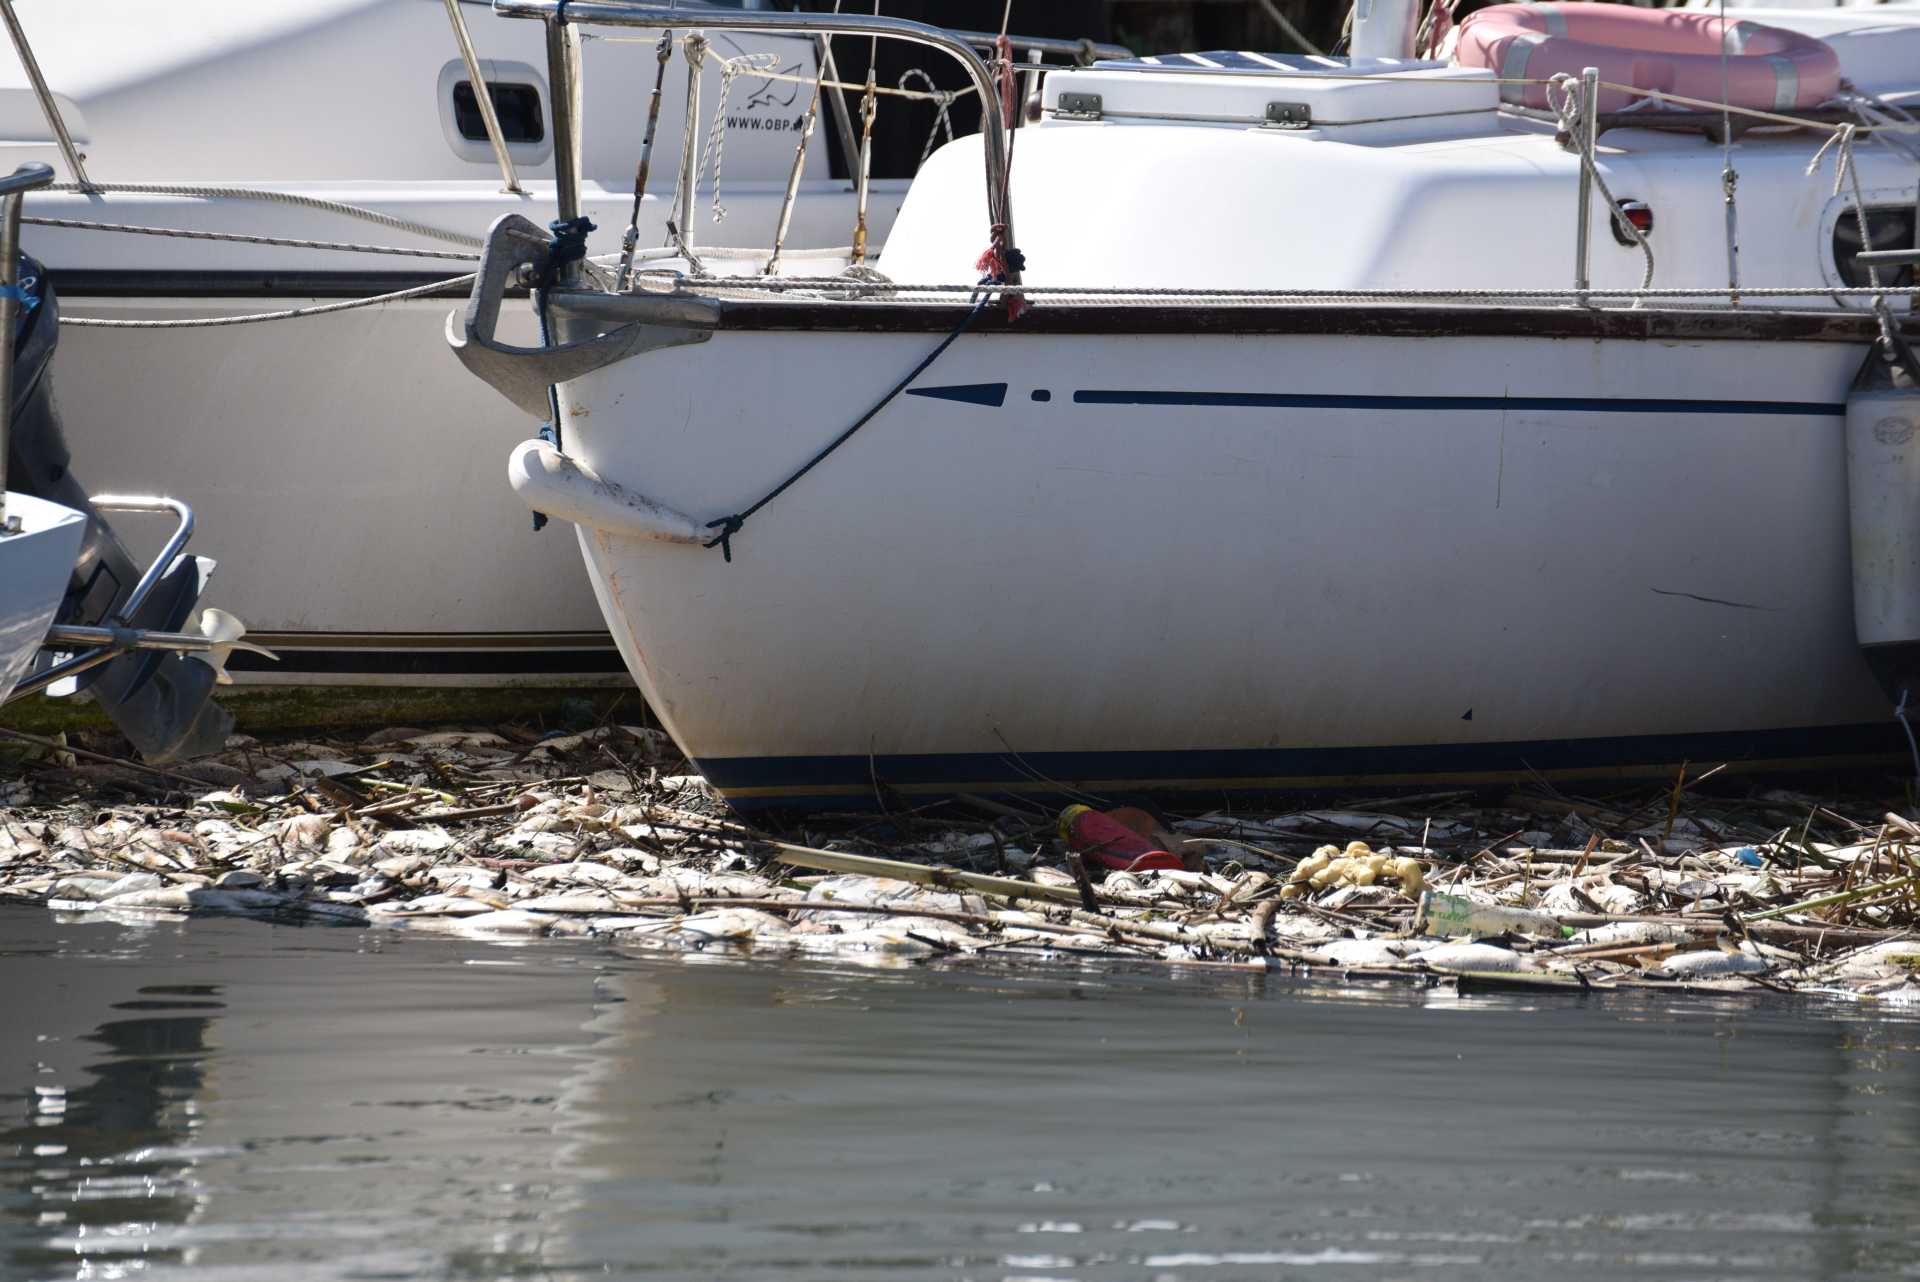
xmin=791 ymin=923 xmax=944 ymax=958
xmin=368 ymin=828 xmax=456 ymax=856
xmin=266 ymin=814 xmax=332 ymax=849
xmin=95 ymin=886 xmax=291 ymax=915
xmin=498 ymin=832 xmax=581 ymax=859
xmin=1411 ymin=941 xmax=1536 ymax=973
xmin=582 ymin=915 xmax=674 ymax=935
xmin=47 ymin=871 xmax=142 ymax=903
xmin=85 ymin=871 xmax=166 ymax=901
xmin=372 ymin=854 xmax=432 ymax=881
xmin=1318 ymin=938 xmax=1411 ymax=968
xmin=1566 ymin=921 xmax=1692 ymax=948
xmin=793 ymin=875 xmax=981 ymax=923
xmin=1815 ymin=940 xmax=1920 ymax=983
xmin=508 ymin=813 xmax=576 ymax=835
xmin=368 ymin=894 xmax=496 ymax=917
xmin=449 ymin=909 xmax=554 ymax=937
xmin=595 ymin=847 xmax=661 ymax=874
xmin=423 ymin=866 xmax=500 ymax=891
xmin=288 ymin=900 xmax=372 ymax=925
xmin=1653 ymin=949 xmax=1770 ymax=978
xmin=670 ymin=908 xmax=791 ymax=943
xmin=517 ymin=891 xmax=623 ymax=915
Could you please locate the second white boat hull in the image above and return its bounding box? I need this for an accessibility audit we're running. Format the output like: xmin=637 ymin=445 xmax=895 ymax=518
xmin=32 ymin=180 xmax=905 ymax=689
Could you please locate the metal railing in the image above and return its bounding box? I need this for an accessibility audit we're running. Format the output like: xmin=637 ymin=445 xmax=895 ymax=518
xmin=6 ymin=497 xmax=206 ymax=700
xmin=491 ymin=0 xmax=1020 ymax=287
xmin=0 ymin=0 xmax=90 ymax=189
xmin=950 ymin=29 xmax=1129 ymax=65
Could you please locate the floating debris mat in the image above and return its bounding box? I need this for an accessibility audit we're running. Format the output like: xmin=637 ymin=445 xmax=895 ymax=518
xmin=1 ymin=725 xmax=1917 ymax=1006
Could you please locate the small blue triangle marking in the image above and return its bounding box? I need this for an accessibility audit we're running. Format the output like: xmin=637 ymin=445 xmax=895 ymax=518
xmin=906 ymin=382 xmax=1008 ymax=408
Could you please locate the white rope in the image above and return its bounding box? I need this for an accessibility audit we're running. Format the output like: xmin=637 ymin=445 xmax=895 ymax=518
xmin=648 ymin=58 xmax=978 ymax=106
xmin=1594 ymin=85 xmax=1916 ymax=135
xmin=702 ymin=52 xmax=781 ymax=223
xmin=1842 ymin=126 xmax=1882 ymax=293
xmin=1809 ymin=122 xmax=1903 ymax=300
xmin=1839 ymin=89 xmax=1920 ymax=168
xmin=43 ymin=182 xmax=482 ymax=248
xmin=20 ymin=215 xmax=480 ymax=261
xmin=897 ymin=68 xmax=960 ymax=167
xmin=58 ymin=273 xmax=477 ymax=329
xmin=1545 ymin=74 xmax=1656 ymax=290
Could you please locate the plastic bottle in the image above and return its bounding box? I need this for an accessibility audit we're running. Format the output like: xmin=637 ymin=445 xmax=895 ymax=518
xmin=1415 ymin=890 xmax=1572 ymax=939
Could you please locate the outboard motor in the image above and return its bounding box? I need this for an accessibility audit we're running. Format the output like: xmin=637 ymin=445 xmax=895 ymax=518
xmin=1846 ymin=325 xmax=1920 ymax=707
xmin=3 ymin=252 xmax=232 ymax=761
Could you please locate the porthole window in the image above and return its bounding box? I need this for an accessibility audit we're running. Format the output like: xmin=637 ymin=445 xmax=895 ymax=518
xmin=452 ymin=81 xmax=544 ymax=145
xmin=436 ymin=59 xmax=552 ymax=166
xmin=1834 ymin=205 xmax=1917 ymax=289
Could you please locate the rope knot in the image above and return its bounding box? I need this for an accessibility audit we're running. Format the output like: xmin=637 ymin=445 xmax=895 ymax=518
xmin=975 ymin=224 xmax=1028 ymax=320
xmin=540 ymin=216 xmax=596 ymax=292
xmin=704 ymin=513 xmax=746 ymax=562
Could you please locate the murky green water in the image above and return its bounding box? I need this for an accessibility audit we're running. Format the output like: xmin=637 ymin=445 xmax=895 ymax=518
xmin=1 ymin=907 xmax=1916 ymax=1281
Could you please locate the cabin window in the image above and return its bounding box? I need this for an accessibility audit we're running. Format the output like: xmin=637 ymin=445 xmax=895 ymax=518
xmin=1834 ymin=205 xmax=1917 ymax=289
xmin=452 ymin=81 xmax=544 ymax=145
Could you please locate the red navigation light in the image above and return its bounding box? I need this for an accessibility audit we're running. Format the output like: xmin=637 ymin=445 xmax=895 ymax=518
xmin=1612 ymin=200 xmax=1653 ymax=245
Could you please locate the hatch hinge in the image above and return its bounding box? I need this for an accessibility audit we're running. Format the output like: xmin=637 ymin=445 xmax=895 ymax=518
xmin=1264 ymin=101 xmax=1312 ymax=129
xmin=1054 ymin=92 xmax=1103 ymax=121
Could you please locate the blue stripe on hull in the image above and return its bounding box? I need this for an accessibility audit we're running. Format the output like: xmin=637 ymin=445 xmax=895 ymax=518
xmin=697 ymin=723 xmax=1904 ymax=811
xmin=1072 ymin=390 xmax=1847 ymax=416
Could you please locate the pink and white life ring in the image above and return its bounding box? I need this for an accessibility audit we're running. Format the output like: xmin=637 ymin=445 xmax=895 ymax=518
xmin=1452 ymin=3 xmax=1841 ymax=113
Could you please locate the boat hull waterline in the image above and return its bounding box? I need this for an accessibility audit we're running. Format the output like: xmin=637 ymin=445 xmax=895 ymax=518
xmin=540 ymin=306 xmax=1900 ymax=807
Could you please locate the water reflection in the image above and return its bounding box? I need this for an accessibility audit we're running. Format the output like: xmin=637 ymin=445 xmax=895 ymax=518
xmin=0 ymin=911 xmax=1916 ymax=1281
xmin=0 ymin=982 xmax=220 ymax=1278
xmin=559 ymin=957 xmax=1920 ymax=1281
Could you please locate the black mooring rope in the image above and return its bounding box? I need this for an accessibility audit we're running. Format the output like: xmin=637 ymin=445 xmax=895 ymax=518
xmin=529 ymin=216 xmax=596 ymax=532
xmin=704 ymin=294 xmax=993 ymax=561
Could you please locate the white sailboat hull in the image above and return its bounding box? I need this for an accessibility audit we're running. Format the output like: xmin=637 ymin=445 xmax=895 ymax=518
xmin=0 ymin=492 xmax=85 ymax=703
xmin=543 ymin=304 xmax=1899 ymax=807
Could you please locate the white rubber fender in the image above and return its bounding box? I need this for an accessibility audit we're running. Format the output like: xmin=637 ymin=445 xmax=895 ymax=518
xmin=506 ymin=439 xmax=706 ymax=545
